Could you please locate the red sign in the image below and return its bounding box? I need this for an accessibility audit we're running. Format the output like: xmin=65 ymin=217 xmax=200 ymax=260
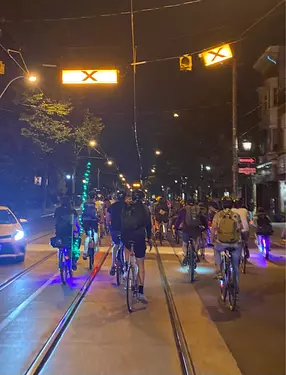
xmin=239 ymin=167 xmax=256 ymax=175
xmin=239 ymin=157 xmax=256 ymax=164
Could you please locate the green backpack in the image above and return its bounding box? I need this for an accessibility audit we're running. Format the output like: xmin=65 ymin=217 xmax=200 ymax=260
xmin=217 ymin=211 xmax=240 ymax=243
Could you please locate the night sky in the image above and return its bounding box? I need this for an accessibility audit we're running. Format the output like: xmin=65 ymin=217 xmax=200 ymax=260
xmin=0 ymin=0 xmax=285 ymax=183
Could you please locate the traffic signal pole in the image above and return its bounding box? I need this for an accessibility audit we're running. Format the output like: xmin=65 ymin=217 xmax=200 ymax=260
xmin=232 ymin=56 xmax=238 ymax=198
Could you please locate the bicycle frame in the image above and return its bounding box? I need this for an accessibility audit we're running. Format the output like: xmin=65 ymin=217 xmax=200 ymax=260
xmin=219 ymin=248 xmax=238 ymax=311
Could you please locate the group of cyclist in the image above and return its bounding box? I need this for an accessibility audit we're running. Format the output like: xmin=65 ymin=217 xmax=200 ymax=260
xmin=54 ymin=189 xmax=273 ymax=301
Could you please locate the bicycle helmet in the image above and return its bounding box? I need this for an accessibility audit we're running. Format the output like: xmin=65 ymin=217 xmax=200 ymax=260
xmin=132 ymin=189 xmax=145 ymax=201
xmin=117 ymin=190 xmax=126 ymax=201
xmin=221 ymin=196 xmax=234 ymax=209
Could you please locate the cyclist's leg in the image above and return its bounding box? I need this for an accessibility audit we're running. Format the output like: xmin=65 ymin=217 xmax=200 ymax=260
xmin=214 ymin=242 xmax=224 ymax=276
xmin=241 ymin=231 xmax=250 ymax=258
xmin=110 ymin=231 xmax=120 ymax=275
xmin=230 ymin=245 xmax=242 ymax=289
xmin=182 ymin=232 xmax=189 ymax=256
xmin=265 ymin=235 xmax=270 ymax=258
xmin=91 ymin=221 xmax=99 ymax=252
xmin=134 ymin=237 xmax=148 ymax=303
xmin=83 ymin=221 xmax=91 ymax=259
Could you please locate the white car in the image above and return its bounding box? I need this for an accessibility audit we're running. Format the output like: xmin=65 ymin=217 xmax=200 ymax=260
xmin=0 ymin=206 xmax=27 ymax=261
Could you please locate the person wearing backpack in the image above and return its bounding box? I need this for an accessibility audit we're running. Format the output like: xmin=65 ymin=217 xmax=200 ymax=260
xmin=256 ymin=207 xmax=273 ymax=259
xmin=82 ymin=191 xmax=99 ymax=260
xmin=121 ymin=189 xmax=152 ymax=304
xmin=210 ymin=197 xmax=242 ymax=283
xmin=175 ymin=198 xmax=208 ymax=265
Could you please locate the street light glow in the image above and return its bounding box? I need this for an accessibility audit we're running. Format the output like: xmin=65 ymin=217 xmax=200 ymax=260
xmin=88 ymin=140 xmax=97 ymax=147
xmin=173 ymin=112 xmax=179 ymax=118
xmin=119 ymin=174 xmax=123 ymax=178
xmin=242 ymin=140 xmax=252 ymax=151
xmin=122 ymin=177 xmax=126 ymax=181
xmin=107 ymin=160 xmax=113 ymax=166
xmin=28 ymin=75 xmax=37 ymax=82
xmin=205 ymin=165 xmax=211 ymax=171
xmin=151 ymin=168 xmax=156 ymax=173
xmin=66 ymin=174 xmax=72 ymax=180
xmin=155 ymin=150 xmax=161 ymax=156
xmin=174 ymin=180 xmax=178 ymax=183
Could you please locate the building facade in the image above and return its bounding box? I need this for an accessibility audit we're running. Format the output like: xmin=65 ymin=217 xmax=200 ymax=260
xmin=253 ymin=46 xmax=286 ymax=219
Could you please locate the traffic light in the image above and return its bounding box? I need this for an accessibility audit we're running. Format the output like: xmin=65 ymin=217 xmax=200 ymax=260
xmin=179 ymin=55 xmax=192 ymax=71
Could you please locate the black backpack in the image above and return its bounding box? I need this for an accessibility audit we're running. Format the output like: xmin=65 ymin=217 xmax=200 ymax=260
xmin=121 ymin=202 xmax=148 ymax=232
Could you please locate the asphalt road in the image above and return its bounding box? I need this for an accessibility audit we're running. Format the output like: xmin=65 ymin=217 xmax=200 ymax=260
xmin=0 ymin=217 xmax=284 ymax=375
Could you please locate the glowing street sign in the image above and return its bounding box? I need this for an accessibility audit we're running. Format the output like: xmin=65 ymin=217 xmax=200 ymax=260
xmin=62 ymin=70 xmax=118 ymax=84
xmin=238 ymin=167 xmax=256 ymax=175
xmin=201 ymin=44 xmax=233 ymax=67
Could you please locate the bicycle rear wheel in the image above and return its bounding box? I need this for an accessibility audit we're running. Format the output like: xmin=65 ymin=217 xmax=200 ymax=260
xmin=159 ymin=229 xmax=163 ymax=246
xmin=116 ymin=260 xmax=122 ymax=286
xmin=240 ymin=251 xmax=247 ymax=274
xmin=126 ymin=266 xmax=137 ymax=312
xmin=59 ymin=252 xmax=67 ymax=285
xmin=175 ymin=230 xmax=180 ymax=244
xmin=227 ymin=268 xmax=237 ymax=311
xmin=88 ymin=248 xmax=94 ymax=270
xmin=188 ymin=245 xmax=195 ymax=283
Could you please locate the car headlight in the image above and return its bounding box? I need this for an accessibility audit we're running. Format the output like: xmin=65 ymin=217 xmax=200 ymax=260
xmin=14 ymin=230 xmax=24 ymax=241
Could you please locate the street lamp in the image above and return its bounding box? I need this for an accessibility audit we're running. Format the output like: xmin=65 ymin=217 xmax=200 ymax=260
xmin=151 ymin=168 xmax=156 ymax=173
xmin=119 ymin=174 xmax=124 ymax=178
xmin=107 ymin=160 xmax=113 ymax=166
xmin=122 ymin=177 xmax=126 ymax=182
xmin=0 ymin=74 xmax=37 ymax=100
xmin=88 ymin=140 xmax=97 ymax=147
xmin=242 ymin=140 xmax=252 ymax=151
xmin=174 ymin=180 xmax=178 ymax=183
xmin=173 ymin=112 xmax=179 ymax=118
xmin=155 ymin=149 xmax=161 ymax=156
xmin=205 ymin=165 xmax=211 ymax=171
xmin=66 ymin=174 xmax=72 ymax=180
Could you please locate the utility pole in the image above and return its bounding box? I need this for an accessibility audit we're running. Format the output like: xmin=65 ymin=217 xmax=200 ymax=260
xmin=232 ymin=57 xmax=238 ymax=198
xmin=97 ymin=168 xmax=101 ymax=190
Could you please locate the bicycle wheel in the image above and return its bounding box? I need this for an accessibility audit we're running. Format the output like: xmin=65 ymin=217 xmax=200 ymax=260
xmin=220 ymin=257 xmax=227 ymax=302
xmin=175 ymin=230 xmax=180 ymax=244
xmin=126 ymin=266 xmax=137 ymax=312
xmin=227 ymin=268 xmax=237 ymax=311
xmin=159 ymin=229 xmax=163 ymax=246
xmin=188 ymin=244 xmax=195 ymax=283
xmin=240 ymin=251 xmax=246 ymax=274
xmin=59 ymin=252 xmax=67 ymax=285
xmin=88 ymin=248 xmax=94 ymax=270
xmin=116 ymin=259 xmax=122 ymax=286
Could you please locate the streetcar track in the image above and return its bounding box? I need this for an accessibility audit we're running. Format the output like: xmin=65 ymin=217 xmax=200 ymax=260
xmin=24 ymin=247 xmax=111 ymax=375
xmin=0 ymin=251 xmax=56 ymax=292
xmin=154 ymin=240 xmax=196 ymax=375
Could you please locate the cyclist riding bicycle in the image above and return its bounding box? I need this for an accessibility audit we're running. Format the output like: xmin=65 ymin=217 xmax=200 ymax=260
xmin=232 ymin=199 xmax=250 ymax=259
xmin=175 ymin=198 xmax=208 ymax=265
xmin=106 ymin=190 xmax=127 ymax=276
xmin=121 ymin=189 xmax=152 ymax=304
xmin=154 ymin=197 xmax=169 ymax=238
xmin=255 ymin=207 xmax=273 ymax=259
xmin=54 ymin=195 xmax=80 ymax=270
xmin=210 ymin=197 xmax=242 ymax=287
xmin=82 ymin=191 xmax=99 ymax=260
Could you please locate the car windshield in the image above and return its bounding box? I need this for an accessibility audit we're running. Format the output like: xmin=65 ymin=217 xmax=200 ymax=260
xmin=0 ymin=210 xmax=17 ymax=224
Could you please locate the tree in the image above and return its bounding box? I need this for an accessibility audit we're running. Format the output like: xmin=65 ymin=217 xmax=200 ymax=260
xmin=20 ymin=92 xmax=72 ymax=154
xmin=72 ymin=109 xmax=104 ymax=156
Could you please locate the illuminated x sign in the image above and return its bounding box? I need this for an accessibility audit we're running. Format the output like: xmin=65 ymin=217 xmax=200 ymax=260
xmin=200 ymin=44 xmax=233 ymax=67
xmin=62 ymin=70 xmax=118 ymax=84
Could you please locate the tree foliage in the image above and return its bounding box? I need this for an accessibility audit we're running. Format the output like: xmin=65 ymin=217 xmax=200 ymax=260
xmin=20 ymin=92 xmax=73 ymax=154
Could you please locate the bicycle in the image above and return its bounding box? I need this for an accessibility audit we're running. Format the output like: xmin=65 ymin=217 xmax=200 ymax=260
xmin=240 ymin=240 xmax=247 ymax=274
xmin=196 ymin=226 xmax=208 ymax=260
xmin=256 ymin=234 xmax=270 ymax=260
xmin=50 ymin=236 xmax=73 ymax=285
xmin=115 ymin=236 xmax=125 ymax=286
xmin=218 ymin=247 xmax=238 ymax=311
xmin=182 ymin=237 xmax=197 ymax=283
xmin=126 ymin=241 xmax=152 ymax=312
xmin=156 ymin=221 xmax=167 ymax=245
xmin=86 ymin=228 xmax=96 ymax=270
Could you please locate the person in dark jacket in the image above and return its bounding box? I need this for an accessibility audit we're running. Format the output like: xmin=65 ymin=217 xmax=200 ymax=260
xmin=54 ymin=195 xmax=80 ymax=270
xmin=256 ymin=207 xmax=273 ymax=259
xmin=175 ymin=198 xmax=208 ymax=264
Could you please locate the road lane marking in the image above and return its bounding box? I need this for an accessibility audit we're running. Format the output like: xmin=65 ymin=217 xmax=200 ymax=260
xmin=0 ymin=272 xmax=58 ymax=333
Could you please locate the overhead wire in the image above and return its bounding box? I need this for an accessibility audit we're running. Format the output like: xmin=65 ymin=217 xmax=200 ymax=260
xmin=4 ymin=0 xmax=201 ymax=23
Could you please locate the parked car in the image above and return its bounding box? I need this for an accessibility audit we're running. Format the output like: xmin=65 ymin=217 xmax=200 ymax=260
xmin=0 ymin=206 xmax=27 ymax=262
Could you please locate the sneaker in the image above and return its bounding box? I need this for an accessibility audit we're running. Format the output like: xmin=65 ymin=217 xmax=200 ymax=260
xmin=137 ymin=293 xmax=149 ymax=304
xmin=109 ymin=266 xmax=116 ymax=276
xmin=82 ymin=254 xmax=88 ymax=260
